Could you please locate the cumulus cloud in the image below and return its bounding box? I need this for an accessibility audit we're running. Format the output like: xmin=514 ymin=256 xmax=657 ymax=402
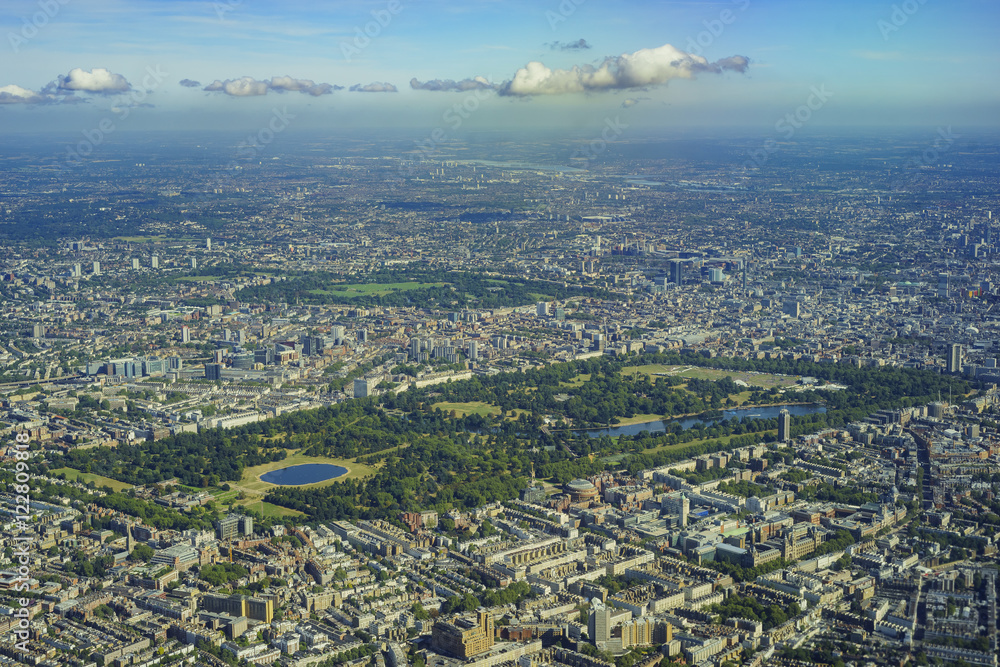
xmin=548 ymin=38 xmax=591 ymax=51
xmin=53 ymin=67 xmax=131 ymax=94
xmin=202 ymin=76 xmax=340 ymax=97
xmin=268 ymin=76 xmax=341 ymax=96
xmin=350 ymin=82 xmax=397 ymax=93
xmin=179 ymin=79 xmax=201 ymax=87
xmin=409 ymin=76 xmax=496 ymax=92
xmin=204 ymin=77 xmax=269 ymax=96
xmin=0 ymin=84 xmax=48 ymax=105
xmin=498 ymin=44 xmax=749 ymax=96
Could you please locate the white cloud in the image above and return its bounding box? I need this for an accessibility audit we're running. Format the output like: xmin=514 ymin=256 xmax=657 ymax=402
xmin=350 ymin=82 xmax=397 ymax=93
xmin=409 ymin=76 xmax=496 ymax=92
xmin=202 ymin=76 xmax=340 ymax=97
xmin=0 ymin=84 xmax=47 ymax=105
xmin=204 ymin=76 xmax=269 ymax=97
xmin=499 ymin=43 xmax=749 ymax=96
xmin=55 ymin=68 xmax=131 ymax=94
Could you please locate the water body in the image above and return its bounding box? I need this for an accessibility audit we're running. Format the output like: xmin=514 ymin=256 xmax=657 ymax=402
xmin=583 ymin=404 xmax=826 ymax=438
xmin=260 ymin=463 xmax=348 ymax=485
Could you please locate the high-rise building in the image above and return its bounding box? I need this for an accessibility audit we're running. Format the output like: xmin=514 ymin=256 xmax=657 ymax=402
xmin=536 ymin=301 xmax=549 ymax=317
xmin=778 ymin=409 xmax=791 ymax=442
xmin=947 ymin=343 xmax=963 ymax=373
xmin=168 ymin=356 xmax=182 ymax=370
xmin=72 ymin=263 xmax=82 ymax=278
xmin=301 ymin=335 xmax=324 ymax=356
xmin=662 ymin=492 xmax=690 ymax=528
xmin=181 ymin=325 xmax=190 ymax=343
xmin=205 ymin=363 xmax=222 ymax=381
xmin=468 ymin=340 xmax=478 ymax=362
xmin=354 ymin=377 xmax=377 ymax=398
xmin=206 ymin=237 xmax=212 ymax=250
xmin=660 ymin=491 xmax=691 ymax=528
xmin=92 ymin=261 xmax=101 ymax=276
xmin=331 ymin=325 xmax=345 ymax=345
xmin=709 ymin=268 xmax=724 ymax=283
xmin=589 ymin=604 xmax=612 ymax=644
xmin=151 ymin=255 xmax=159 ymax=269
xmin=783 ymin=301 xmax=801 ymax=318
xmin=132 ymin=258 xmax=141 ymax=270
xmin=669 ymin=259 xmax=685 ymax=285
xmin=190 ymin=257 xmax=197 ymax=269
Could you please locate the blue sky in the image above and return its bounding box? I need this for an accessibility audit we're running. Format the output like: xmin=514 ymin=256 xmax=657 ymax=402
xmin=1 ymin=0 xmax=998 ymax=133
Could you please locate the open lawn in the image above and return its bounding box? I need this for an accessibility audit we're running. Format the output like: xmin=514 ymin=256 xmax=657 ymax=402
xmin=610 ymin=413 xmax=663 ymax=426
xmin=621 ymin=364 xmax=800 ymax=390
xmin=238 ymin=499 xmax=306 ymax=519
xmin=559 ymin=374 xmax=591 ymax=388
xmin=309 ymin=281 xmax=446 ymax=298
xmin=432 ymin=401 xmax=500 ymax=417
xmin=50 ymin=468 xmax=133 ymax=492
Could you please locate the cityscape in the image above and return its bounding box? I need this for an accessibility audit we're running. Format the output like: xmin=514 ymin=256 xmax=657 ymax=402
xmin=2 ymin=2 xmax=1000 ymax=667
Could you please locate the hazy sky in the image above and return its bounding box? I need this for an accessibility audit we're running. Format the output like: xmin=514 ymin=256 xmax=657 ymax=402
xmin=1 ymin=0 xmax=998 ymax=135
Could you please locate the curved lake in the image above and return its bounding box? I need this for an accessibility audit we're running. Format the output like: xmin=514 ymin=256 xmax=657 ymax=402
xmin=260 ymin=463 xmax=348 ymax=485
xmin=584 ymin=404 xmax=825 ymax=438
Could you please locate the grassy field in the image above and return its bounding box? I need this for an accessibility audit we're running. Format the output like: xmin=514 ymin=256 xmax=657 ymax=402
xmin=621 ymin=364 xmax=800 ymax=389
xmin=611 ymin=413 xmax=664 ymax=426
xmin=432 ymin=401 xmax=501 ymax=417
xmin=429 ymin=401 xmax=533 ymax=421
xmin=309 ymin=281 xmax=446 ymax=298
xmin=50 ymin=468 xmax=133 ymax=492
xmin=559 ymin=374 xmax=591 ymax=388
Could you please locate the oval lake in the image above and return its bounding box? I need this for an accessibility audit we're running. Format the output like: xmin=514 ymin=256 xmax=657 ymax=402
xmin=260 ymin=463 xmax=348 ymax=485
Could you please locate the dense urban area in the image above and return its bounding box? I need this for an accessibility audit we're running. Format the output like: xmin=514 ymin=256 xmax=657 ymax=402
xmin=2 ymin=129 xmax=1000 ymax=667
